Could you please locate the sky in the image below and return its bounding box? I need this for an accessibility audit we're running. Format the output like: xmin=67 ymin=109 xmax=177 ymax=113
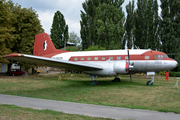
xmin=12 ymin=0 xmax=161 ymax=37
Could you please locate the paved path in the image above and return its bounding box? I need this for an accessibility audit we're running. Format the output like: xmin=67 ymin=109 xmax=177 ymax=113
xmin=0 ymin=94 xmax=180 ymax=120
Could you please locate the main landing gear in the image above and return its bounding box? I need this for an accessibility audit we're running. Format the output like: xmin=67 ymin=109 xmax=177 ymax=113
xmin=112 ymin=76 xmax=121 ymax=82
xmin=89 ymin=75 xmax=120 ymax=86
xmin=90 ymin=75 xmax=98 ymax=86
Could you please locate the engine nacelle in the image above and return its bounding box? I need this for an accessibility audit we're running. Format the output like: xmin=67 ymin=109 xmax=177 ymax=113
xmin=113 ymin=60 xmax=127 ymax=74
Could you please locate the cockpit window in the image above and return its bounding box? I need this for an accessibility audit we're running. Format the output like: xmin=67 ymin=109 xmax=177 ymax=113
xmin=164 ymin=55 xmax=169 ymax=58
xmin=154 ymin=54 xmax=165 ymax=60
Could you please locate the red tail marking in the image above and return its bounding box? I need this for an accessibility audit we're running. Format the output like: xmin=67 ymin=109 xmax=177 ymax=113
xmin=33 ymin=33 xmax=69 ymax=58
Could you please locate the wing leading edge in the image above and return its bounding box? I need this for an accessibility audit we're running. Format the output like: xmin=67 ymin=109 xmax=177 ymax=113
xmin=4 ymin=53 xmax=103 ymax=71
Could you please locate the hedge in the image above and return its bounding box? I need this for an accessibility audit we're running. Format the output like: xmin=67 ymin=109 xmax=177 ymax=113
xmin=169 ymin=72 xmax=180 ymax=77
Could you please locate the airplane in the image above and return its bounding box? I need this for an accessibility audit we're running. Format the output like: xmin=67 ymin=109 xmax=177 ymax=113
xmin=4 ymin=33 xmax=178 ymax=86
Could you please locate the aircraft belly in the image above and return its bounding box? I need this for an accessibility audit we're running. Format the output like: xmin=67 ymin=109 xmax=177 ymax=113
xmin=132 ymin=60 xmax=175 ymax=72
xmin=84 ymin=61 xmax=116 ymax=76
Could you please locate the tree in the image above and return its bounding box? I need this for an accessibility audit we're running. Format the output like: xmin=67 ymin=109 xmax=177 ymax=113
xmin=68 ymin=31 xmax=81 ymax=46
xmin=123 ymin=0 xmax=135 ymax=49
xmin=134 ymin=0 xmax=148 ymax=49
xmin=0 ymin=0 xmax=14 ymax=64
xmin=146 ymin=0 xmax=160 ymax=50
xmin=160 ymin=0 xmax=180 ymax=70
xmin=84 ymin=45 xmax=106 ymax=51
xmin=50 ymin=11 xmax=69 ymax=49
xmin=95 ymin=0 xmax=125 ymax=50
xmin=80 ymin=0 xmax=125 ymax=50
xmin=0 ymin=0 xmax=44 ymax=75
xmin=9 ymin=2 xmax=44 ymax=72
xmin=80 ymin=0 xmax=100 ymax=50
xmin=134 ymin=0 xmax=160 ymax=50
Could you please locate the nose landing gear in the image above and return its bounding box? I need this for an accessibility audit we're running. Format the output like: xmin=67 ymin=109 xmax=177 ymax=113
xmin=146 ymin=74 xmax=154 ymax=86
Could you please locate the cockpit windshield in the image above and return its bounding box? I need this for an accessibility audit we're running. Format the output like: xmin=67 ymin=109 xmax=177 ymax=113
xmin=164 ymin=55 xmax=169 ymax=58
xmin=154 ymin=54 xmax=169 ymax=60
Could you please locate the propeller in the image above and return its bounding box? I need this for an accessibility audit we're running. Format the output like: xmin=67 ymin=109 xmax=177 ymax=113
xmin=126 ymin=49 xmax=134 ymax=84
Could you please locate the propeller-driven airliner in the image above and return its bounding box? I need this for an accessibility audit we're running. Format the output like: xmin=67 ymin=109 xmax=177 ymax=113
xmin=4 ymin=33 xmax=178 ymax=85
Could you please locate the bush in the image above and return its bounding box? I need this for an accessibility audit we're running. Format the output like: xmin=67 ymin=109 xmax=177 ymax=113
xmin=169 ymin=72 xmax=180 ymax=77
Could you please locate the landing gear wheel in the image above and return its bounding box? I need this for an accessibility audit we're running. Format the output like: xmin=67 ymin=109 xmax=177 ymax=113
xmin=146 ymin=81 xmax=153 ymax=85
xmin=6 ymin=72 xmax=10 ymax=76
xmin=112 ymin=78 xmax=121 ymax=82
xmin=90 ymin=80 xmax=98 ymax=86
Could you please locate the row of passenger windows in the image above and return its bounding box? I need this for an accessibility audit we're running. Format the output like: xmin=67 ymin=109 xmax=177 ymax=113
xmin=74 ymin=57 xmax=121 ymax=61
xmin=74 ymin=56 xmax=150 ymax=61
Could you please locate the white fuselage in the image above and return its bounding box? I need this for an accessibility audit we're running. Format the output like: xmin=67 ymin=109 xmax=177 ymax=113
xmin=50 ymin=50 xmax=178 ymax=76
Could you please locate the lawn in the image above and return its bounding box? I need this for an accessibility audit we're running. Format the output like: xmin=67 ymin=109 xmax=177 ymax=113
xmin=0 ymin=72 xmax=180 ymax=113
xmin=0 ymin=104 xmax=113 ymax=120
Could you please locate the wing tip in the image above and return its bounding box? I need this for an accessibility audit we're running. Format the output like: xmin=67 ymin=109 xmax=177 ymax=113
xmin=4 ymin=53 xmax=24 ymax=58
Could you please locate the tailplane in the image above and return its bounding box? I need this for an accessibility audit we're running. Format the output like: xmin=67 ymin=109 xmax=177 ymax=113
xmin=33 ymin=33 xmax=68 ymax=57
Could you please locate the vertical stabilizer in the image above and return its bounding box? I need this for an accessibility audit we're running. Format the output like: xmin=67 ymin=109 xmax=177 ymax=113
xmin=33 ymin=33 xmax=68 ymax=57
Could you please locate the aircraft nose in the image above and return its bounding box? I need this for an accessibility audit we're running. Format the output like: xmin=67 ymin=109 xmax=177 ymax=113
xmin=172 ymin=60 xmax=178 ymax=68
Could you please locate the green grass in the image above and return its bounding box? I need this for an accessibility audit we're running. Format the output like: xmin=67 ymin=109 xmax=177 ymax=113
xmin=0 ymin=73 xmax=180 ymax=114
xmin=0 ymin=104 xmax=113 ymax=120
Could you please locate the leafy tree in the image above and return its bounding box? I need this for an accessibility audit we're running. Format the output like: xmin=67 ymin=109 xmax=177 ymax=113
xmin=80 ymin=0 xmax=100 ymax=50
xmin=134 ymin=0 xmax=148 ymax=49
xmin=146 ymin=0 xmax=160 ymax=50
xmin=68 ymin=31 xmax=81 ymax=46
xmin=160 ymin=0 xmax=180 ymax=70
xmin=84 ymin=45 xmax=106 ymax=51
xmin=134 ymin=0 xmax=160 ymax=50
xmin=80 ymin=0 xmax=125 ymax=50
xmin=50 ymin=11 xmax=69 ymax=49
xmin=0 ymin=0 xmax=14 ymax=64
xmin=123 ymin=0 xmax=135 ymax=49
xmin=9 ymin=2 xmax=43 ymax=72
xmin=66 ymin=46 xmax=79 ymax=51
xmin=95 ymin=0 xmax=125 ymax=50
xmin=0 ymin=0 xmax=44 ymax=74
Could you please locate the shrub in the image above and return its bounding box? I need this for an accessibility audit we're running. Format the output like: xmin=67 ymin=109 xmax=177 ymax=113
xmin=169 ymin=72 xmax=180 ymax=77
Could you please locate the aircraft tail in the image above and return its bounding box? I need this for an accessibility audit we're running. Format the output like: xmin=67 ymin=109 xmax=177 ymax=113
xmin=33 ymin=33 xmax=68 ymax=57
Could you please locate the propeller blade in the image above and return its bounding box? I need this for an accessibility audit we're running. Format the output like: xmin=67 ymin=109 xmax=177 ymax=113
xmin=127 ymin=49 xmax=132 ymax=84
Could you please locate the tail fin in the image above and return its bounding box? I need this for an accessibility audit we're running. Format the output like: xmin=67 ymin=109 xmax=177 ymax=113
xmin=33 ymin=33 xmax=68 ymax=57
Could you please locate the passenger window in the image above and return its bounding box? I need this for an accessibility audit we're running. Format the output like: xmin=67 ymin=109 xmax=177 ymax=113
xmin=87 ymin=57 xmax=91 ymax=60
xmin=117 ymin=57 xmax=121 ymax=60
xmin=94 ymin=57 xmax=98 ymax=60
xmin=102 ymin=57 xmax=105 ymax=60
xmin=74 ymin=58 xmax=78 ymax=61
xmin=145 ymin=56 xmax=149 ymax=59
xmin=125 ymin=56 xmax=129 ymax=60
xmin=109 ymin=57 xmax=113 ymax=60
xmin=81 ymin=57 xmax=84 ymax=61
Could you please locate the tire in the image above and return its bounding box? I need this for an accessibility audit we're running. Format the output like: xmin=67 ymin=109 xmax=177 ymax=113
xmin=90 ymin=81 xmax=98 ymax=86
xmin=6 ymin=72 xmax=10 ymax=76
xmin=146 ymin=81 xmax=153 ymax=85
xmin=12 ymin=74 xmax=14 ymax=76
xmin=112 ymin=78 xmax=121 ymax=82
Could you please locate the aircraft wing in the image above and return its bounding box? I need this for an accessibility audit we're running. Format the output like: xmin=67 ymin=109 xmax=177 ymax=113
xmin=4 ymin=53 xmax=103 ymax=71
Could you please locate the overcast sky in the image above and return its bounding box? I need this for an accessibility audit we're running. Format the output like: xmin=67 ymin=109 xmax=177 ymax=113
xmin=12 ymin=0 xmax=161 ymax=37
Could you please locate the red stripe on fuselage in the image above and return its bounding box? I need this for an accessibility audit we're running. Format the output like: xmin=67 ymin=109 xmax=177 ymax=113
xmin=68 ymin=50 xmax=172 ymax=61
